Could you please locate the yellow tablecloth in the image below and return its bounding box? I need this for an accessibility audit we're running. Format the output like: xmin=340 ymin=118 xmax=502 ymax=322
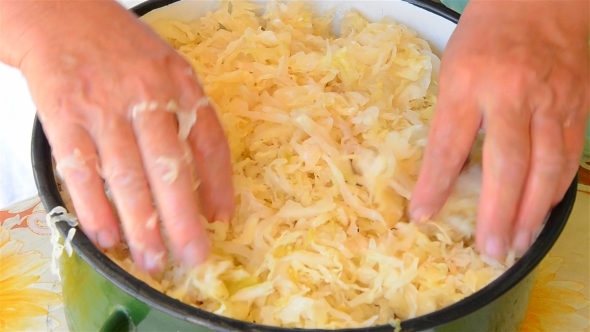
xmin=2 ymin=159 xmax=589 ymax=331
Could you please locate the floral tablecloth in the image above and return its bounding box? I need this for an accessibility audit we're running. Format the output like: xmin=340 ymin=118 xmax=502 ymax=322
xmin=2 ymin=159 xmax=589 ymax=332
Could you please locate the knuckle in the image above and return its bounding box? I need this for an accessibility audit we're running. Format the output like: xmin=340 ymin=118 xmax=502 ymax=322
xmin=534 ymin=153 xmax=564 ymax=178
xmin=564 ymin=157 xmax=581 ymax=173
xmin=151 ymin=156 xmax=184 ymax=185
xmin=43 ymin=95 xmax=83 ymax=128
xmin=530 ymin=85 xmax=555 ymax=111
xmin=440 ymin=61 xmax=475 ymax=91
xmin=428 ymin=143 xmax=465 ymax=170
xmin=199 ymin=136 xmax=230 ymax=161
xmin=56 ymin=149 xmax=98 ymax=184
xmin=505 ymin=150 xmax=529 ymax=171
xmin=490 ymin=144 xmax=529 ymax=181
xmin=128 ymin=64 xmax=180 ymax=101
xmin=500 ymin=70 xmax=536 ymax=97
xmin=104 ymin=164 xmax=146 ymax=192
xmin=94 ymin=114 xmax=129 ymax=142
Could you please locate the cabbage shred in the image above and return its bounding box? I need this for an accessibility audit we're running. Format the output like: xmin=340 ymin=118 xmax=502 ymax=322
xmin=105 ymin=1 xmax=513 ymax=328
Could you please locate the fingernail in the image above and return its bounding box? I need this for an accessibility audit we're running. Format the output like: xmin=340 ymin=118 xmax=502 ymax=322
xmin=97 ymin=230 xmax=117 ymax=249
xmin=215 ymin=211 xmax=232 ymax=223
xmin=144 ymin=249 xmax=166 ymax=272
xmin=512 ymin=230 xmax=531 ymax=255
xmin=410 ymin=207 xmax=431 ymax=224
xmin=182 ymin=238 xmax=210 ymax=266
xmin=485 ymin=235 xmax=506 ymax=258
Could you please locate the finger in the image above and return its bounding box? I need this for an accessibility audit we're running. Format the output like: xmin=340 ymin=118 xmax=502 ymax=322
xmin=511 ymin=114 xmax=564 ymax=255
xmin=94 ymin=115 xmax=167 ymax=273
xmin=409 ymin=90 xmax=481 ymax=222
xmin=476 ymin=107 xmax=530 ymax=259
xmin=191 ymin=101 xmax=235 ymax=223
xmin=553 ymin=110 xmax=589 ymax=205
xmin=48 ymin=124 xmax=120 ymax=248
xmin=133 ymin=105 xmax=210 ymax=266
xmin=178 ymin=72 xmax=235 ymax=223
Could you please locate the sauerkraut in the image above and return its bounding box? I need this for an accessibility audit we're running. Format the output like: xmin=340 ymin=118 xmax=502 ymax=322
xmin=46 ymin=206 xmax=78 ymax=280
xmin=60 ymin=1 xmax=516 ymax=328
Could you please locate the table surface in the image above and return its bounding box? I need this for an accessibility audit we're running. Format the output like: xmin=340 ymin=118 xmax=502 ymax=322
xmin=2 ymin=158 xmax=589 ymax=332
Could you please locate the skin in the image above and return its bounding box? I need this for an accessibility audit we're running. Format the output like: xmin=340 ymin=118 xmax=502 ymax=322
xmin=409 ymin=0 xmax=589 ymax=259
xmin=0 ymin=0 xmax=235 ymax=273
xmin=1 ymin=0 xmax=587 ymax=273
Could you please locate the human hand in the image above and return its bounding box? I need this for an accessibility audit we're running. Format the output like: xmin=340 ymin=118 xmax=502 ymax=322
xmin=409 ymin=0 xmax=589 ymax=258
xmin=13 ymin=1 xmax=235 ymax=273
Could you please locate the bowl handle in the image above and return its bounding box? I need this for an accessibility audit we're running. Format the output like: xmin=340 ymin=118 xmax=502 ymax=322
xmin=99 ymin=308 xmax=135 ymax=332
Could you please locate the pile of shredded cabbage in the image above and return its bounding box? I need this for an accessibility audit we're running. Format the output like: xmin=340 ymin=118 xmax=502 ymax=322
xmin=98 ymin=1 xmax=516 ymax=328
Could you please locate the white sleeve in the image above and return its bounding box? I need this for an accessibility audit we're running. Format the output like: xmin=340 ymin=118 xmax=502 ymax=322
xmin=0 ymin=63 xmax=37 ymax=208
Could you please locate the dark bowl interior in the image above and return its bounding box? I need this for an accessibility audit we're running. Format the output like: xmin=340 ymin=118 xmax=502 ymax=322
xmin=31 ymin=0 xmax=578 ymax=331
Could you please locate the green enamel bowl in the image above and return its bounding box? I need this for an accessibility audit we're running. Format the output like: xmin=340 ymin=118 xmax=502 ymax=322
xmin=31 ymin=0 xmax=578 ymax=331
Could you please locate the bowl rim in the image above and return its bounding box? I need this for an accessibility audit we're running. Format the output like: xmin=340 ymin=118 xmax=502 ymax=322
xmin=31 ymin=0 xmax=578 ymax=331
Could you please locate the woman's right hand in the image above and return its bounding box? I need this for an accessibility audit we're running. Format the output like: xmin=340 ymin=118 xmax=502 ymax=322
xmin=2 ymin=0 xmax=235 ymax=273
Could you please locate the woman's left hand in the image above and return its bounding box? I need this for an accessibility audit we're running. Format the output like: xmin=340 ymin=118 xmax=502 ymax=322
xmin=410 ymin=0 xmax=589 ymax=258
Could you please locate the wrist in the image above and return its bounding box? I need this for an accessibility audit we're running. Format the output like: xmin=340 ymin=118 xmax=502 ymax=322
xmin=0 ymin=0 xmax=122 ymax=69
xmin=463 ymin=0 xmax=589 ymax=39
xmin=0 ymin=0 xmax=41 ymax=68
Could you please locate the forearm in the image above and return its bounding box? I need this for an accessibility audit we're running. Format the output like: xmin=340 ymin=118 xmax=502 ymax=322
xmin=1 ymin=0 xmax=41 ymax=68
xmin=0 ymin=0 xmax=126 ymax=69
xmin=0 ymin=0 xmax=75 ymax=68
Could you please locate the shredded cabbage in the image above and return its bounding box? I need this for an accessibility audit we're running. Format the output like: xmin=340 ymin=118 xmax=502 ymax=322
xmin=95 ymin=1 xmax=514 ymax=328
xmin=46 ymin=206 xmax=78 ymax=280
